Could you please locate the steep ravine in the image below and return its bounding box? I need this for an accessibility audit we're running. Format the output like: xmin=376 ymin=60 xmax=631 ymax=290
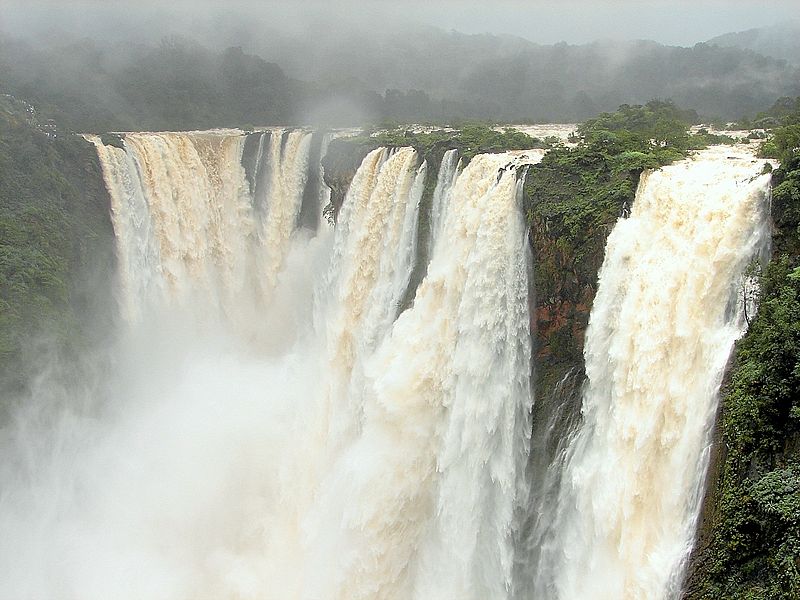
xmin=1 ymin=115 xmax=791 ymax=596
xmin=322 ymin=137 xmax=789 ymax=599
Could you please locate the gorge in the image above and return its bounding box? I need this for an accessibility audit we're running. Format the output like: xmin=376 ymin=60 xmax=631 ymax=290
xmin=0 ymin=119 xmax=782 ymax=599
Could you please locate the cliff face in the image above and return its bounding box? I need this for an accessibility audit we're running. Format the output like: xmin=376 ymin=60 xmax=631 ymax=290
xmin=525 ymin=204 xmax=604 ymax=385
xmin=521 ymin=157 xmax=640 ymax=523
xmin=321 ymin=138 xmax=375 ymax=220
xmin=524 ymin=147 xmax=641 ymax=396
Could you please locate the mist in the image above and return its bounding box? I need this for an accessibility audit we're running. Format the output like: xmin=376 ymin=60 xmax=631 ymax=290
xmin=2 ymin=1 xmax=799 ymax=128
xmin=0 ymin=121 xmax=535 ymax=597
xmin=4 ymin=1 xmax=800 ymax=47
xmin=0 ymin=129 xmax=333 ymax=597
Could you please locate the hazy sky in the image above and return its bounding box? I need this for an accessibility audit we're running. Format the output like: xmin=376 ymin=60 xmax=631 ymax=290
xmin=3 ymin=1 xmax=799 ymax=47
xmin=412 ymin=1 xmax=799 ymax=45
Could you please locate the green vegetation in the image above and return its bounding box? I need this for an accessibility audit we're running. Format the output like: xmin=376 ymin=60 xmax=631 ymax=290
xmin=2 ymin=27 xmax=798 ymax=131
xmin=578 ymin=100 xmax=696 ymax=151
xmin=327 ymin=100 xmax=730 ymax=375
xmin=524 ymin=100 xmax=696 ymax=367
xmin=0 ymin=96 xmax=114 ymax=399
xmin=691 ymin=129 xmax=739 ymax=148
xmin=364 ymin=124 xmax=548 ymax=162
xmin=740 ymin=96 xmax=800 ymax=131
xmin=686 ymin=97 xmax=800 ymax=600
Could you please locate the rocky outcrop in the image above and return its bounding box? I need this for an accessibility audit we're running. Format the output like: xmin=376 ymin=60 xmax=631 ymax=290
xmin=321 ymin=138 xmax=375 ymax=219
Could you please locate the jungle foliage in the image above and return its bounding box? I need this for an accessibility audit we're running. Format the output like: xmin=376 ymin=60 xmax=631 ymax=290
xmin=362 ymin=124 xmax=550 ymax=162
xmin=524 ymin=100 xmax=695 ymax=367
xmin=2 ymin=29 xmax=800 ymax=132
xmin=0 ymin=96 xmax=114 ymax=399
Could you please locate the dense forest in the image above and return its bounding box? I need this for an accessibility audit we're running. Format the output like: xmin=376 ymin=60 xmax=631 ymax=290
xmin=258 ymin=26 xmax=800 ymax=122
xmin=0 ymin=95 xmax=114 ymax=403
xmin=1 ymin=25 xmax=799 ymax=131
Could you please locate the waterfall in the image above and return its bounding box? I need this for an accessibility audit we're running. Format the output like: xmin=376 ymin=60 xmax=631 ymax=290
xmin=252 ymin=129 xmax=313 ymax=294
xmin=429 ymin=148 xmax=461 ymax=252
xmin=0 ymin=133 xmax=538 ymax=600
xmin=87 ymin=130 xmax=313 ymax=323
xmin=527 ymin=146 xmax=772 ymax=600
xmin=6 ymin=126 xmax=768 ymax=600
xmin=294 ymin=153 xmax=536 ymax=600
xmin=404 ymin=154 xmax=534 ymax=600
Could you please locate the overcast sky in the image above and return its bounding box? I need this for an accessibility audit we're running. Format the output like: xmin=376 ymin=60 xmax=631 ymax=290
xmin=413 ymin=1 xmax=799 ymax=45
xmin=3 ymin=1 xmax=798 ymax=47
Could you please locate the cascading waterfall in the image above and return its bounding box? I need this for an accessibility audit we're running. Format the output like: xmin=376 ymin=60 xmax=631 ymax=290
xmin=2 ymin=124 xmax=771 ymax=600
xmin=404 ymin=154 xmax=534 ymax=600
xmin=298 ymin=153 xmax=536 ymax=600
xmin=87 ymin=129 xmax=314 ymax=329
xmin=428 ymin=148 xmax=461 ymax=252
xmin=280 ymin=147 xmax=428 ymax=562
xmin=252 ymin=129 xmax=313 ymax=294
xmin=320 ymin=147 xmax=426 ymax=385
xmin=526 ymin=146 xmax=772 ymax=600
xmin=0 ymin=129 xmax=539 ymax=600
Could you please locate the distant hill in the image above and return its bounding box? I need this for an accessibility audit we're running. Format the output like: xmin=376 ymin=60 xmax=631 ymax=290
xmin=1 ymin=27 xmax=799 ymax=129
xmin=708 ymin=22 xmax=800 ymax=65
xmin=255 ymin=26 xmax=800 ymax=122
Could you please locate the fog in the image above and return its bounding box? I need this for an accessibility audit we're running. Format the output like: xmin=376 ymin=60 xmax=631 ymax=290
xmin=0 ymin=243 xmax=326 ymax=598
xmin=2 ymin=4 xmax=798 ymax=128
xmin=4 ymin=0 xmax=799 ymax=48
xmin=2 ymin=1 xmax=798 ymax=129
xmin=0 ymin=129 xmax=333 ymax=598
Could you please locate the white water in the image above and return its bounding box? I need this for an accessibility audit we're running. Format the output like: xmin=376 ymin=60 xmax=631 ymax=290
xmin=87 ymin=130 xmax=314 ymax=326
xmin=0 ymin=134 xmax=538 ymax=600
xmin=1 ymin=132 xmax=772 ymax=600
xmin=429 ymin=148 xmax=461 ymax=251
xmin=528 ymin=146 xmax=772 ymax=600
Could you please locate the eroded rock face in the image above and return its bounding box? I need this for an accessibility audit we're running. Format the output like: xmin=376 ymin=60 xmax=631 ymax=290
xmin=528 ymin=211 xmax=597 ymax=367
xmin=321 ymin=139 xmax=374 ymax=220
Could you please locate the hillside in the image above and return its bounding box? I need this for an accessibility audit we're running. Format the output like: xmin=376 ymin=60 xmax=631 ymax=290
xmin=255 ymin=26 xmax=800 ymax=121
xmin=1 ymin=29 xmax=799 ymax=132
xmin=0 ymin=95 xmax=114 ymax=400
xmin=708 ymin=22 xmax=800 ymax=65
